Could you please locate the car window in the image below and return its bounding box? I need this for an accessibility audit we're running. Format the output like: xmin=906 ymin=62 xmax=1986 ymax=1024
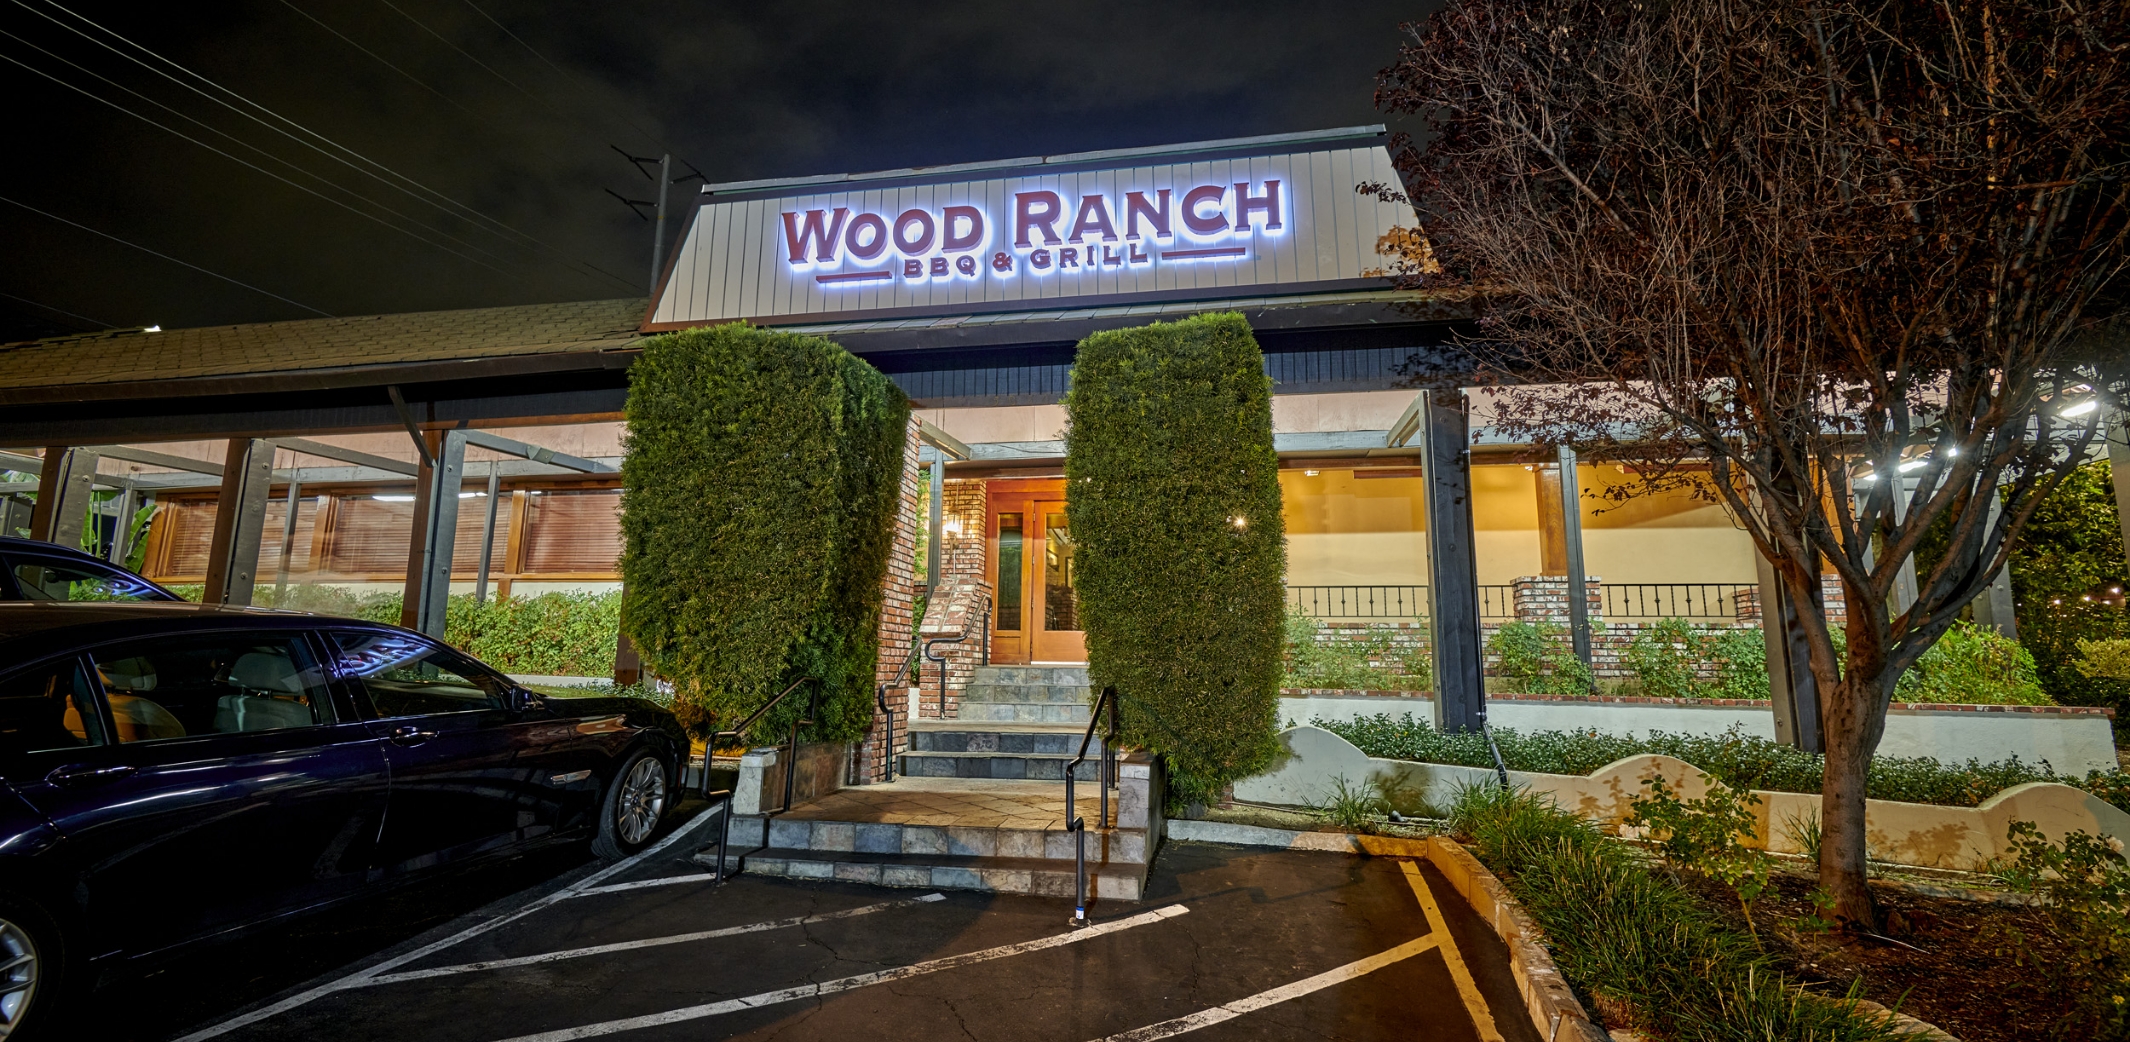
xmin=0 ymin=657 xmax=106 ymax=757
xmin=328 ymin=630 xmax=508 ymax=718
xmin=89 ymin=633 xmax=334 ymax=743
xmin=8 ymin=556 xmax=168 ymax=602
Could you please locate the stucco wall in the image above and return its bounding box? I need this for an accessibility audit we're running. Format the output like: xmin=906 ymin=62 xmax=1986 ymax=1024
xmin=1278 ymin=691 xmax=2119 ymax=776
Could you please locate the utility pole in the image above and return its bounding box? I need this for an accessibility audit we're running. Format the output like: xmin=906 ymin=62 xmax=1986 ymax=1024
xmin=650 ymin=154 xmax=671 ymax=294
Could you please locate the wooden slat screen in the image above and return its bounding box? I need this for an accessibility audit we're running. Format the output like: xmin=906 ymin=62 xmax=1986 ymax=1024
xmin=322 ymin=496 xmax=413 ymax=576
xmin=149 ymin=499 xmax=217 ymax=578
xmin=451 ymin=494 xmax=510 ymax=573
xmin=256 ymin=497 xmax=318 ymax=577
xmin=520 ymin=489 xmax=622 ymax=574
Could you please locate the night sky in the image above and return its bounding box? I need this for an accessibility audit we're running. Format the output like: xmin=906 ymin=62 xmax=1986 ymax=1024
xmin=0 ymin=1 xmax=1431 ymax=342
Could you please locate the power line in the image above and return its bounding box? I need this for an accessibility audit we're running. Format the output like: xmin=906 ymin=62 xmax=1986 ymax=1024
xmin=0 ymin=290 xmax=111 ymax=329
xmin=0 ymin=26 xmax=525 ymax=271
xmin=0 ymin=193 xmax=331 ymax=316
xmin=18 ymin=0 xmax=639 ymax=290
xmin=0 ymin=50 xmax=518 ymax=277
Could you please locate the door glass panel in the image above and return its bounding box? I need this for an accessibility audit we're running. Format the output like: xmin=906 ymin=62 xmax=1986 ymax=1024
xmin=0 ymin=658 xmax=104 ymax=756
xmin=1044 ymin=512 xmax=1078 ymax=631
xmin=996 ymin=513 xmax=1023 ymax=631
xmin=9 ymin=556 xmax=167 ymax=602
xmin=329 ymin=631 xmax=509 ymax=717
xmin=91 ymin=634 xmax=333 ymax=742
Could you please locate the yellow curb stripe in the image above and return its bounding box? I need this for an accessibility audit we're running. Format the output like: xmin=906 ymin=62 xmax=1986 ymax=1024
xmin=1402 ymin=860 xmax=1506 ymax=1042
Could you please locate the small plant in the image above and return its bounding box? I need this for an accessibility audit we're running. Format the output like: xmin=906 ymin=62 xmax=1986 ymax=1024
xmin=1283 ymin=610 xmax=1431 ymax=691
xmin=1896 ymin=619 xmax=2053 ymax=706
xmin=2077 ymin=638 xmax=2130 ymax=681
xmin=1703 ymin=628 xmax=1771 ymax=700
xmin=1992 ymin=820 xmax=2130 ymax=1040
xmin=1623 ymin=617 xmax=1704 ymax=699
xmin=1798 ymin=886 xmax=1838 ymax=934
xmin=1316 ymin=774 xmax=1387 ymax=833
xmin=1486 ymin=621 xmax=1594 ymax=695
xmin=1780 ymin=808 xmax=1823 ymax=863
xmin=1625 ymin=775 xmax=1774 ymax=938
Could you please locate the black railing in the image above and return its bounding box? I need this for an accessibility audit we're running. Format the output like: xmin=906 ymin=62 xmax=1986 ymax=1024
xmin=1601 ymin=583 xmax=1749 ymax=620
xmin=1066 ymin=685 xmax=1120 ymax=927
xmin=1286 ymin=585 xmax=1428 ymax=619
xmin=1478 ymin=585 xmax=1516 ymax=620
xmin=701 ymin=674 xmax=819 ymax=883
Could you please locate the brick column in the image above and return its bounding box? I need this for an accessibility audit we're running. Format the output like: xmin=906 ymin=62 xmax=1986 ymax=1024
xmin=856 ymin=416 xmax=923 ymax=785
xmin=915 ymin=575 xmax=994 ymax=719
xmin=1510 ymin=575 xmax=1603 ymax=622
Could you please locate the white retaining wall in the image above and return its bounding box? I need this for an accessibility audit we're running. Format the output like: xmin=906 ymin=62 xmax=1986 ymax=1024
xmin=1280 ymin=690 xmax=2118 ymax=776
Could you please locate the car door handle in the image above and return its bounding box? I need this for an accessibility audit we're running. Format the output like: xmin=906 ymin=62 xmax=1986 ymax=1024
xmin=45 ymin=763 xmax=136 ymax=786
xmin=389 ymin=725 xmax=438 ymax=746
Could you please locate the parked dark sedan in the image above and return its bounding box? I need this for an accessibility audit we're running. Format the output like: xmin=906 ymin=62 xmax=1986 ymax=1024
xmin=0 ymin=536 xmax=177 ymax=603
xmin=0 ymin=602 xmax=688 ymax=1037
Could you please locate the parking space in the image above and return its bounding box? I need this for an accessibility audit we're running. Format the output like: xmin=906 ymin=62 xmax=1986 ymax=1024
xmin=170 ymin=808 xmax=1539 ymax=1042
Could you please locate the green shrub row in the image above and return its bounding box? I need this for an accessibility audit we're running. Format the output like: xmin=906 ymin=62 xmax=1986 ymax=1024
xmin=1316 ymin=711 xmax=2130 ymax=811
xmin=1449 ymin=786 xmax=1903 ymax=1042
xmin=1066 ymin=313 xmax=1287 ymax=806
xmin=170 ymin=583 xmax=621 ymax=677
xmin=620 ymin=324 xmax=908 ymax=742
xmin=1281 ymin=610 xmax=1432 ymax=691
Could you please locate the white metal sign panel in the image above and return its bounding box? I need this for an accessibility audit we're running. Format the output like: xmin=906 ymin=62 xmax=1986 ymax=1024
xmin=646 ymin=143 xmax=1412 ymax=327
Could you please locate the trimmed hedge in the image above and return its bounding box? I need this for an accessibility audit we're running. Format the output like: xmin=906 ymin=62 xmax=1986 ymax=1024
xmin=621 ymin=324 xmax=909 ymax=742
xmin=1064 ymin=312 xmax=1286 ymax=804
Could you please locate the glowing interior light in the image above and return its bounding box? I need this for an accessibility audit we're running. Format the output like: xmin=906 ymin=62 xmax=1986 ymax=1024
xmin=1857 ymin=472 xmax=1878 ymax=484
xmin=1304 ymin=470 xmax=1320 ymax=477
xmin=372 ymin=494 xmax=415 ymax=502
xmin=2060 ymin=399 xmax=2100 ymax=417
xmin=1897 ymin=458 xmax=1929 ymax=472
xmin=457 ymin=491 xmax=485 ymax=498
xmin=143 ymin=324 xmax=162 ymax=332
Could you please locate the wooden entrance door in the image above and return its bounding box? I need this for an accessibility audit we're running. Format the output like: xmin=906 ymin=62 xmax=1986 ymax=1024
xmin=986 ymin=480 xmax=1085 ymax=664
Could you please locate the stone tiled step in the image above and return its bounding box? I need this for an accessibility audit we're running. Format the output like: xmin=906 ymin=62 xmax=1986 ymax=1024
xmin=902 ymin=751 xmax=1100 ymax=781
xmin=728 ymin=814 xmax=1147 ymax=864
xmin=908 ymin=729 xmax=1082 ymax=755
xmin=956 ymin=701 xmax=1090 ymax=724
xmin=971 ymin=665 xmax=1089 ymax=687
xmin=693 ymin=848 xmax=1145 ymax=900
xmin=959 ymin=683 xmax=1091 ymax=704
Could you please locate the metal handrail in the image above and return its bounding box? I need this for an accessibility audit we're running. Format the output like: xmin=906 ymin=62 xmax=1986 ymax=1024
xmin=700 ymin=674 xmax=818 ymax=884
xmin=922 ymin=635 xmax=963 ymax=718
xmin=1065 ymin=685 xmax=1120 ymax=927
xmin=875 ymin=648 xmax=920 ymax=784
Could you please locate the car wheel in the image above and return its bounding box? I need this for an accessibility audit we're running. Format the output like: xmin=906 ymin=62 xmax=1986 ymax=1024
xmin=0 ymin=895 xmax=65 ymax=1040
xmin=592 ymin=748 xmax=669 ymax=860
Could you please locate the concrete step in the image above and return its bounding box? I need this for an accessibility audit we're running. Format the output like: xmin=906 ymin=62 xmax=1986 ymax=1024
xmin=693 ymin=848 xmax=1144 ymax=900
xmin=971 ymin=665 xmax=1089 ymax=687
xmin=902 ymin=750 xmax=1100 ymax=781
xmin=908 ymin=728 xmax=1082 ymax=755
xmin=729 ymin=814 xmax=1147 ymax=864
xmin=954 ymin=701 xmax=1090 ymax=724
xmin=959 ymin=683 xmax=1090 ymax=705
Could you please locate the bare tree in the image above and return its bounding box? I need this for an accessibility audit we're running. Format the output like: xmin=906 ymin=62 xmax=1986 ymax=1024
xmin=1377 ymin=0 xmax=2130 ymax=928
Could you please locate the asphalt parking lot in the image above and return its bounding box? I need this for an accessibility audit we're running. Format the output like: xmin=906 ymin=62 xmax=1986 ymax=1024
xmin=153 ymin=806 xmax=1539 ymax=1042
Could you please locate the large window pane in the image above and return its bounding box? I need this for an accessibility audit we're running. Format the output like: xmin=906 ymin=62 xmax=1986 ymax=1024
xmin=0 ymin=658 xmax=104 ymax=756
xmin=91 ymin=634 xmax=334 ymax=742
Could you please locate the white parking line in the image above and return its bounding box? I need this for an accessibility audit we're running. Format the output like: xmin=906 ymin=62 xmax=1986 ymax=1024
xmin=1086 ymin=934 xmax=1443 ymax=1042
xmin=358 ymin=894 xmax=946 ymax=987
xmin=484 ymin=904 xmax=1194 ymax=1042
xmin=173 ymin=802 xmax=730 ymax=1042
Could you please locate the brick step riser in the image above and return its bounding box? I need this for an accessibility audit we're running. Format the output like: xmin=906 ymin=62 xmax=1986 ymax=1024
xmin=901 ymin=753 xmax=1101 ymax=782
xmin=703 ymin=852 xmax=1143 ymax=900
xmin=728 ymin=816 xmax=1146 ymax=864
xmin=908 ymin=731 xmax=1081 ymax=755
xmin=955 ymin=703 xmax=1090 ymax=724
xmin=958 ymin=684 xmax=1091 ymax=705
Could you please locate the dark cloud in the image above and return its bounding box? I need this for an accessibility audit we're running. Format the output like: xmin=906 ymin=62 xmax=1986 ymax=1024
xmin=0 ymin=0 xmax=1432 ymax=341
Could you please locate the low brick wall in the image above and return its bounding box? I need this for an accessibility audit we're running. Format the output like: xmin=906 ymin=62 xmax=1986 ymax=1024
xmin=1301 ymin=618 xmax=1756 ymax=682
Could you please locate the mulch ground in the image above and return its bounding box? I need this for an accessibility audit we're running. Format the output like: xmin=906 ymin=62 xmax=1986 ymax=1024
xmin=1684 ymin=868 xmax=2076 ymax=1042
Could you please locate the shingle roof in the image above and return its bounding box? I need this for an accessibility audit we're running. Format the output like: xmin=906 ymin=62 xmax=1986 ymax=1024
xmin=0 ymin=298 xmax=647 ymax=395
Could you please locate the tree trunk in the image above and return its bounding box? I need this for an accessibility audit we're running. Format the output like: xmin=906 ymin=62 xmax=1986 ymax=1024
xmin=1817 ymin=672 xmax=1880 ymax=931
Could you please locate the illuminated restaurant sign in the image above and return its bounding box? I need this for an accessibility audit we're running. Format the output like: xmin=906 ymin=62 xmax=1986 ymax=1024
xmin=645 ymin=132 xmax=1413 ymax=328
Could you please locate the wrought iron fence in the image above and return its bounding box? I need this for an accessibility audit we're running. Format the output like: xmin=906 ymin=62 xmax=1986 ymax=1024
xmin=1478 ymin=585 xmax=1516 ymax=621
xmin=1601 ymin=583 xmax=1750 ymax=620
xmin=1285 ymin=585 xmax=1429 ymax=619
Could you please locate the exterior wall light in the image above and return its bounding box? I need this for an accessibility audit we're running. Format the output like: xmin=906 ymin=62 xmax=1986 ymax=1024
xmin=2061 ymin=399 xmax=2099 ymax=418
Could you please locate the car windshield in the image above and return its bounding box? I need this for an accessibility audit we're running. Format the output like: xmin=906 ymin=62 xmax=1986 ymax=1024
xmin=9 ymin=556 xmax=171 ymax=603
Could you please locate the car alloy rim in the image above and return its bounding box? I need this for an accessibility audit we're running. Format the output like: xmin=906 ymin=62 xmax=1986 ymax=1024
xmin=0 ymin=918 xmax=37 ymax=1037
xmin=616 ymin=756 xmax=666 ymax=846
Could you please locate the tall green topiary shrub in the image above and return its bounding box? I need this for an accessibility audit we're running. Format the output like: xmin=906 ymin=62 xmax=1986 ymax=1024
xmin=1064 ymin=312 xmax=1285 ymax=805
xmin=621 ymin=323 xmax=909 ymax=743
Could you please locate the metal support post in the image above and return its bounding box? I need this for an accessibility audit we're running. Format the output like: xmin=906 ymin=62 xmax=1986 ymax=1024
xmin=927 ymin=460 xmax=944 ymax=592
xmin=401 ymin=429 xmax=467 ymax=638
xmin=474 ymin=469 xmax=501 ymax=603
xmin=1421 ymin=391 xmax=1486 ymax=732
xmin=2110 ymin=405 xmax=2130 ymax=576
xmin=1756 ymin=551 xmax=1824 ymax=753
xmin=1970 ymin=493 xmax=2019 ymax=639
xmin=104 ymin=485 xmax=137 ymax=565
xmin=203 ymin=439 xmax=276 ymax=606
xmin=273 ymin=478 xmax=301 ymax=596
xmin=650 ymin=154 xmax=672 ymax=293
xmin=1557 ymin=445 xmax=1593 ymax=677
xmin=29 ymin=447 xmax=99 ymax=549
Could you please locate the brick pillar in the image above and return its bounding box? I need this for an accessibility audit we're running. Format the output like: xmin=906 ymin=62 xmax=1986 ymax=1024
xmin=1510 ymin=575 xmax=1603 ymax=622
xmin=916 ymin=576 xmax=994 ymax=719
xmin=856 ymin=416 xmax=923 ymax=785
